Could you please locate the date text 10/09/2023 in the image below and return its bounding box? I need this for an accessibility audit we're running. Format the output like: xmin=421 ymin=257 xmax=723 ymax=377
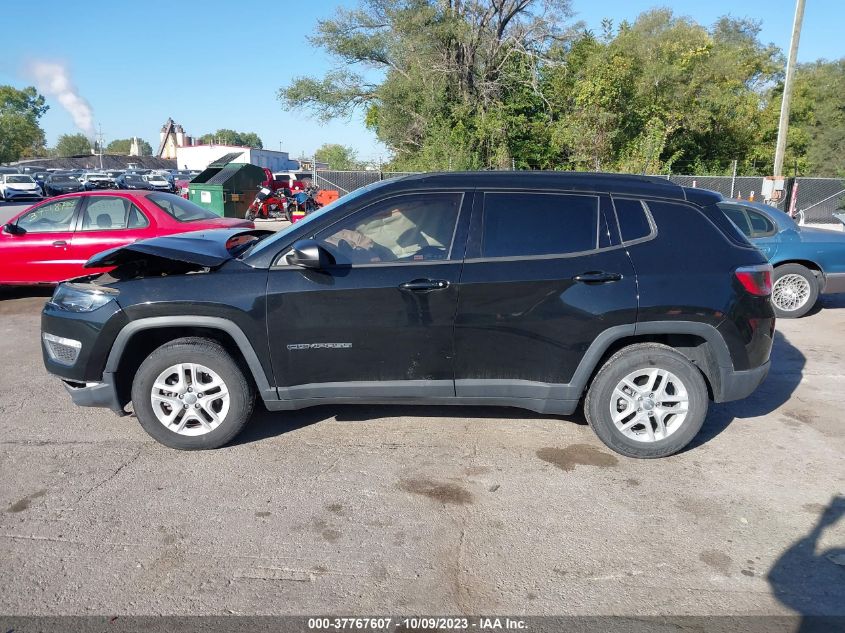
xmin=307 ymin=617 xmax=528 ymax=630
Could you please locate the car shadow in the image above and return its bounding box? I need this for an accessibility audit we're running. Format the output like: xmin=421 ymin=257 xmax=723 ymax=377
xmin=232 ymin=402 xmax=579 ymax=447
xmin=685 ymin=329 xmax=805 ymax=451
xmin=810 ymin=292 xmax=845 ymax=315
xmin=0 ymin=285 xmax=53 ymax=315
xmin=768 ymin=495 xmax=845 ymax=631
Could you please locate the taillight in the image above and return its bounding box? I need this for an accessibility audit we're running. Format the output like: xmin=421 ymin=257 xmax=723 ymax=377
xmin=735 ymin=264 xmax=773 ymax=296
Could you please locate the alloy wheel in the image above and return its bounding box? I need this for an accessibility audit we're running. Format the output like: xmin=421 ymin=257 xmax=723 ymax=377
xmin=150 ymin=363 xmax=230 ymax=436
xmin=610 ymin=367 xmax=689 ymax=442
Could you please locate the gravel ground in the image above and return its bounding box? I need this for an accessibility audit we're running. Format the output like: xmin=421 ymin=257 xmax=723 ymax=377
xmin=0 ymin=239 xmax=843 ymax=619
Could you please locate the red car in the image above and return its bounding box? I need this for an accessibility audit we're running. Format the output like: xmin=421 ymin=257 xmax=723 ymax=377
xmin=0 ymin=191 xmax=254 ymax=285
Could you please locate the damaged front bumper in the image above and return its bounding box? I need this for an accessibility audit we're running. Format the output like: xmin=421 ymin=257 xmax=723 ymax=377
xmin=61 ymin=373 xmax=126 ymax=415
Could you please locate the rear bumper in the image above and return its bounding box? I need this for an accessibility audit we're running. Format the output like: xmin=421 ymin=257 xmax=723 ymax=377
xmin=61 ymin=373 xmax=126 ymax=415
xmin=822 ymin=272 xmax=845 ymax=294
xmin=715 ymin=360 xmax=770 ymax=403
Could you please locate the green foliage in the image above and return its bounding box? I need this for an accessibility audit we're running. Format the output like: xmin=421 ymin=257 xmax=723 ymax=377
xmin=0 ymin=85 xmax=49 ymax=163
xmin=280 ymin=2 xmax=843 ymax=175
xmin=106 ymin=138 xmax=153 ymax=155
xmin=315 ymin=143 xmax=364 ymax=170
xmin=198 ymin=129 xmax=263 ymax=149
xmin=55 ymin=133 xmax=92 ymax=157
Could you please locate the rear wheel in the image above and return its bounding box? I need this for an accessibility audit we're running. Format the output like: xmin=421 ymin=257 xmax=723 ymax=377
xmin=131 ymin=337 xmax=254 ymax=450
xmin=585 ymin=344 xmax=708 ymax=459
xmin=771 ymin=263 xmax=818 ymax=318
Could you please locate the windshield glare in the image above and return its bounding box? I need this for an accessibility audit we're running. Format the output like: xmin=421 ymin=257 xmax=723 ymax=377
xmin=6 ymin=176 xmax=34 ymax=183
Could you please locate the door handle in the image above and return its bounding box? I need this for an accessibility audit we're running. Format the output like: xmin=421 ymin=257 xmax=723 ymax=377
xmin=52 ymin=240 xmax=67 ymax=247
xmin=572 ymin=271 xmax=622 ymax=284
xmin=399 ymin=279 xmax=450 ymax=292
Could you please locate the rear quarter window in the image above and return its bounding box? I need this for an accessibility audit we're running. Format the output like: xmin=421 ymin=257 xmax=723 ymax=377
xmin=612 ymin=198 xmax=653 ymax=242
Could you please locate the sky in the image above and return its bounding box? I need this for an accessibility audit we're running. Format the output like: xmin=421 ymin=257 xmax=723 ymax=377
xmin=0 ymin=0 xmax=841 ymax=163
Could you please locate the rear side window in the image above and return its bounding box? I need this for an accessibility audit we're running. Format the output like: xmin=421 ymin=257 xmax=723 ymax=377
xmin=746 ymin=210 xmax=776 ymax=237
xmin=81 ymin=197 xmax=148 ymax=231
xmin=613 ymin=198 xmax=653 ymax=242
xmin=721 ymin=206 xmax=752 ymax=237
xmin=481 ymin=193 xmax=598 ymax=258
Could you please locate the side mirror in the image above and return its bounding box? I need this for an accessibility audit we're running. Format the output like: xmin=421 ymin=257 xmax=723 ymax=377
xmin=287 ymin=239 xmax=335 ymax=269
xmin=4 ymin=223 xmax=25 ymax=236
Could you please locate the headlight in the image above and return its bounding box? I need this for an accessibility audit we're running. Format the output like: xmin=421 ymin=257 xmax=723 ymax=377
xmin=51 ymin=283 xmax=119 ymax=312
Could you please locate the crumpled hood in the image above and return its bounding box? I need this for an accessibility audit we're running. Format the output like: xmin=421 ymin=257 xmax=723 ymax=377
xmin=85 ymin=228 xmax=273 ymax=269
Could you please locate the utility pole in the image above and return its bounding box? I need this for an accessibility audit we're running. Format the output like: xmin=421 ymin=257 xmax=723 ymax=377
xmin=773 ymin=0 xmax=806 ymax=177
xmin=96 ymin=124 xmax=105 ymax=170
xmin=730 ymin=159 xmax=738 ymax=198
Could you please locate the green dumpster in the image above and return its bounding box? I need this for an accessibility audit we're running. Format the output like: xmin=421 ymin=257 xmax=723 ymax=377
xmin=187 ymin=152 xmax=266 ymax=218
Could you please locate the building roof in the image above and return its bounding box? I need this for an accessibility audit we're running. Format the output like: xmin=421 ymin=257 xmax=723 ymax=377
xmin=10 ymin=155 xmax=177 ymax=170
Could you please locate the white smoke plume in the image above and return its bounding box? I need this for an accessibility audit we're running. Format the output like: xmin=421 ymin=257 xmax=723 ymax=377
xmin=26 ymin=61 xmax=95 ymax=138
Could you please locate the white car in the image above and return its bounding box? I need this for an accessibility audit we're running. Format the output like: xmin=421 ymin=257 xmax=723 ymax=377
xmin=143 ymin=174 xmax=173 ymax=191
xmin=77 ymin=173 xmax=116 ymax=190
xmin=0 ymin=174 xmax=43 ymax=201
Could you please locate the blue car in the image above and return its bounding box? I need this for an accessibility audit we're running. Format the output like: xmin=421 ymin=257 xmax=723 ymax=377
xmin=718 ymin=200 xmax=845 ymax=318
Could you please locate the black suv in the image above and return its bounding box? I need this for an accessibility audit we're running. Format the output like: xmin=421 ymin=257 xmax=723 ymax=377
xmin=41 ymin=172 xmax=775 ymax=458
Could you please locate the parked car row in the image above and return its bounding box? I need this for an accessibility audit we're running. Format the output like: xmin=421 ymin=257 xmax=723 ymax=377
xmin=0 ymin=168 xmax=202 ymax=200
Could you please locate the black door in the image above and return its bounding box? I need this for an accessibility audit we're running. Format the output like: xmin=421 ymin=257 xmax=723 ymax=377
xmin=266 ymin=191 xmax=471 ymax=401
xmin=453 ymin=191 xmax=638 ymax=408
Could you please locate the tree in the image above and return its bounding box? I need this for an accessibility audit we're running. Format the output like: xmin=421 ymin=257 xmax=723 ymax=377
xmin=0 ymin=85 xmax=49 ymax=163
xmin=198 ymin=129 xmax=263 ymax=148
xmin=282 ymin=2 xmax=841 ymax=175
xmin=106 ymin=138 xmax=153 ymax=155
xmin=55 ymin=133 xmax=92 ymax=157
xmin=315 ymin=143 xmax=363 ymax=170
xmin=280 ymin=0 xmax=578 ymax=170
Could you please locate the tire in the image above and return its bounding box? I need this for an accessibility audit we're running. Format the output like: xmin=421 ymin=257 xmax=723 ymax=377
xmin=584 ymin=343 xmax=709 ymax=459
xmin=130 ymin=337 xmax=255 ymax=450
xmin=771 ymin=263 xmax=818 ymax=318
xmin=245 ymin=209 xmax=257 ymax=221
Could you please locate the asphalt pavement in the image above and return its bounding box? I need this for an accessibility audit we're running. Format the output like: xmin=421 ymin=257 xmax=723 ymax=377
xmin=0 ymin=285 xmax=843 ymax=617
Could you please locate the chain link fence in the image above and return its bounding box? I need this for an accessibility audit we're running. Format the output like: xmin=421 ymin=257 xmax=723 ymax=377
xmin=315 ymin=170 xmax=845 ymax=224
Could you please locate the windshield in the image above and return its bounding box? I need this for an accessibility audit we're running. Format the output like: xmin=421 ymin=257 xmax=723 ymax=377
xmin=147 ymin=192 xmax=220 ymax=221
xmin=6 ymin=175 xmax=34 ymax=183
xmin=242 ymin=179 xmax=397 ymax=259
xmin=49 ymin=176 xmax=76 ymax=183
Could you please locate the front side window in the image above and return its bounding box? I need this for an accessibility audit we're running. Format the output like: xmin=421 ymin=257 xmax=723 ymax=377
xmin=313 ymin=193 xmax=462 ymax=265
xmin=17 ymin=199 xmax=78 ymax=233
xmin=81 ymin=196 xmax=148 ymax=230
xmin=481 ymin=193 xmax=599 ymax=258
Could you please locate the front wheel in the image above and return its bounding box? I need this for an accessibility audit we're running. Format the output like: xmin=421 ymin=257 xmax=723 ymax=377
xmin=131 ymin=337 xmax=255 ymax=450
xmin=585 ymin=344 xmax=708 ymax=459
xmin=771 ymin=263 xmax=818 ymax=318
xmin=245 ymin=209 xmax=257 ymax=221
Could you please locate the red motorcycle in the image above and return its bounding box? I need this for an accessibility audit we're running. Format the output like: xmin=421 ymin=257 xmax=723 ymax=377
xmin=245 ymin=186 xmax=290 ymax=221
